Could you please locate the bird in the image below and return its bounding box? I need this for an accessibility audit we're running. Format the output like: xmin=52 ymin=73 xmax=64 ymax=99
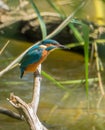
xmin=20 ymin=39 xmax=66 ymax=78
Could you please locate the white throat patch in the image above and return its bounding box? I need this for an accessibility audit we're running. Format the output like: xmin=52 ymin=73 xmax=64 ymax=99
xmin=39 ymin=45 xmax=47 ymax=49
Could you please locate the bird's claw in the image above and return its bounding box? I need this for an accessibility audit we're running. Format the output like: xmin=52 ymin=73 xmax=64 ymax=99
xmin=33 ymin=70 xmax=41 ymax=77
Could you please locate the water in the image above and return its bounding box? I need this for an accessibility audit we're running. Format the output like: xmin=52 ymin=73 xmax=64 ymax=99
xmin=1 ymin=0 xmax=105 ymax=130
xmin=0 ymin=38 xmax=105 ymax=130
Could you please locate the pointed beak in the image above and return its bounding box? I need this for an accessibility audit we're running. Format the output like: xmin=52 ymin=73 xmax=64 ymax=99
xmin=58 ymin=44 xmax=70 ymax=50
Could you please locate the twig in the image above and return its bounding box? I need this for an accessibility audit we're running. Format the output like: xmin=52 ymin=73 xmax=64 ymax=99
xmin=46 ymin=1 xmax=85 ymax=39
xmin=94 ymin=42 xmax=104 ymax=96
xmin=0 ymin=40 xmax=10 ymax=55
xmin=97 ymin=95 xmax=105 ymax=108
xmin=0 ymin=40 xmax=39 ymax=77
xmin=0 ymin=106 xmax=23 ymax=120
xmin=8 ymin=65 xmax=48 ymax=130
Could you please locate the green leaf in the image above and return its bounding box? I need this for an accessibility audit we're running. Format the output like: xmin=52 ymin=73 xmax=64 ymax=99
xmin=60 ymin=78 xmax=98 ymax=85
xmin=46 ymin=1 xmax=86 ymax=39
xmin=47 ymin=0 xmax=65 ymax=18
xmin=41 ymin=71 xmax=66 ymax=90
xmin=29 ymin=0 xmax=47 ymax=39
xmin=82 ymin=23 xmax=90 ymax=97
xmin=69 ymin=19 xmax=84 ymax=43
xmin=69 ymin=23 xmax=84 ymax=43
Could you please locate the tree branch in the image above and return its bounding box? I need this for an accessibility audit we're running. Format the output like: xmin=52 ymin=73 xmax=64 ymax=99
xmin=0 ymin=106 xmax=23 ymax=120
xmin=7 ymin=65 xmax=48 ymax=130
xmin=31 ymin=65 xmax=41 ymax=112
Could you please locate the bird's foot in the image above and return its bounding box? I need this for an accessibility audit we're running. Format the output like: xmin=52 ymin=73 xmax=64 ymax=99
xmin=33 ymin=70 xmax=41 ymax=77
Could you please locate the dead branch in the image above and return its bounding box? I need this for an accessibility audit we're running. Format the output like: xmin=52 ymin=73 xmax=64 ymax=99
xmin=8 ymin=65 xmax=48 ymax=130
xmin=0 ymin=40 xmax=10 ymax=55
xmin=0 ymin=106 xmax=23 ymax=120
xmin=94 ymin=42 xmax=104 ymax=96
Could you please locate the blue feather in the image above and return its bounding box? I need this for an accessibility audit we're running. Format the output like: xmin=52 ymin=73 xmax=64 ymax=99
xmin=20 ymin=46 xmax=43 ymax=78
xmin=20 ymin=39 xmax=61 ymax=78
xmin=41 ymin=39 xmax=59 ymax=45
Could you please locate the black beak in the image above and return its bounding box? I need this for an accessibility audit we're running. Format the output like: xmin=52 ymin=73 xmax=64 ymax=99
xmin=58 ymin=44 xmax=70 ymax=50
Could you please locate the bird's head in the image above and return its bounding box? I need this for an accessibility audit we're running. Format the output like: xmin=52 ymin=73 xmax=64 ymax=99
xmin=39 ymin=39 xmax=66 ymax=51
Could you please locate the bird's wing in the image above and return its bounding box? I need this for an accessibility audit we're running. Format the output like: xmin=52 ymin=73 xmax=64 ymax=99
xmin=20 ymin=47 xmax=43 ymax=68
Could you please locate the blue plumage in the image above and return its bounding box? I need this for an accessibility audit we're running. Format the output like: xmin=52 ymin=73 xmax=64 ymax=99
xmin=20 ymin=46 xmax=44 ymax=78
xmin=20 ymin=39 xmax=65 ymax=78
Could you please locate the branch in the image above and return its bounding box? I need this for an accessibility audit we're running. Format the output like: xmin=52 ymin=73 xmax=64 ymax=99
xmin=8 ymin=65 xmax=48 ymax=130
xmin=46 ymin=1 xmax=86 ymax=39
xmin=9 ymin=94 xmax=47 ymax=130
xmin=94 ymin=42 xmax=104 ymax=95
xmin=0 ymin=41 xmax=10 ymax=55
xmin=31 ymin=65 xmax=41 ymax=112
xmin=0 ymin=106 xmax=23 ymax=120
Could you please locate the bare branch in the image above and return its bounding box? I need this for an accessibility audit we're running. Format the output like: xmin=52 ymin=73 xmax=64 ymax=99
xmin=6 ymin=65 xmax=48 ymax=130
xmin=31 ymin=65 xmax=41 ymax=112
xmin=94 ymin=42 xmax=104 ymax=95
xmin=0 ymin=106 xmax=23 ymax=120
xmin=8 ymin=86 xmax=48 ymax=130
xmin=0 ymin=41 xmax=10 ymax=55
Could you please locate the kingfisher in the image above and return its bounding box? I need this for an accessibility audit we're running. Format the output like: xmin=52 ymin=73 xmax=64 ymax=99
xmin=20 ymin=39 xmax=66 ymax=78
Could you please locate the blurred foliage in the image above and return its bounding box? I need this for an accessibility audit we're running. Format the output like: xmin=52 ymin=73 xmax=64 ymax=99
xmin=1 ymin=1 xmax=105 ymax=130
xmin=0 ymin=0 xmax=105 ymax=105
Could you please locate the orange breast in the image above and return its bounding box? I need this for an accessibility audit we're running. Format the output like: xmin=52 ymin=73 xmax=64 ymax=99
xmin=25 ymin=50 xmax=49 ymax=73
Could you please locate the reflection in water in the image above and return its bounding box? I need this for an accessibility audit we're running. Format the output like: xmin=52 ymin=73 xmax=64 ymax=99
xmin=0 ymin=38 xmax=105 ymax=130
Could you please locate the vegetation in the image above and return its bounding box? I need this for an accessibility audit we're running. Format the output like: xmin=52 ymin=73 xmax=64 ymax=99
xmin=0 ymin=0 xmax=105 ymax=130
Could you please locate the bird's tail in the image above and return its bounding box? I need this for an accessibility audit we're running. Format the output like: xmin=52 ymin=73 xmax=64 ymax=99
xmin=20 ymin=68 xmax=24 ymax=78
xmin=20 ymin=71 xmax=24 ymax=78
